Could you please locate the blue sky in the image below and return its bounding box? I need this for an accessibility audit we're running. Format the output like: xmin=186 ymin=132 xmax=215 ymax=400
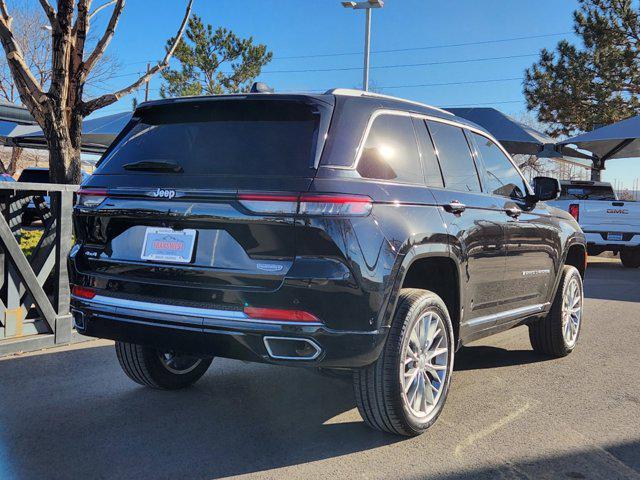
xmin=84 ymin=0 xmax=637 ymax=188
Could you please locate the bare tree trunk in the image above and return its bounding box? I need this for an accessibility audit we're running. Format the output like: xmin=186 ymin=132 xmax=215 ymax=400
xmin=0 ymin=0 xmax=193 ymax=184
xmin=43 ymin=116 xmax=82 ymax=184
xmin=8 ymin=146 xmax=21 ymax=175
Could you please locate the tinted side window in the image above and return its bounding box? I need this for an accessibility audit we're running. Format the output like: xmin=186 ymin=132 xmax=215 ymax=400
xmin=427 ymin=121 xmax=481 ymax=193
xmin=357 ymin=114 xmax=423 ymax=183
xmin=471 ymin=133 xmax=527 ymax=199
xmin=412 ymin=118 xmax=444 ymax=188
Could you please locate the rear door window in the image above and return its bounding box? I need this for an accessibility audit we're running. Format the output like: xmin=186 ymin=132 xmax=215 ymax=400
xmin=95 ymin=99 xmax=329 ymax=177
xmin=357 ymin=113 xmax=423 ymax=184
xmin=427 ymin=121 xmax=481 ymax=193
xmin=412 ymin=117 xmax=444 ymax=188
xmin=471 ymin=133 xmax=528 ymax=199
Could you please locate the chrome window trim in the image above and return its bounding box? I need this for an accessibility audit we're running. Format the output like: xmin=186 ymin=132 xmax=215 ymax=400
xmin=330 ymin=109 xmax=519 ymax=174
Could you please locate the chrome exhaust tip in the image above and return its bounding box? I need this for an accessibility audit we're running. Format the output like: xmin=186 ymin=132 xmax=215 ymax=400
xmin=263 ymin=336 xmax=322 ymax=361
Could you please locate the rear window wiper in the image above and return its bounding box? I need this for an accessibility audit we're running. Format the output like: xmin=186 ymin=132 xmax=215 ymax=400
xmin=123 ymin=160 xmax=183 ymax=173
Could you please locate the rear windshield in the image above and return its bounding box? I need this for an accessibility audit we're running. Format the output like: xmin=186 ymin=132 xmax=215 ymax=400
xmin=559 ymin=184 xmax=616 ymax=201
xmin=95 ymin=99 xmax=329 ymax=177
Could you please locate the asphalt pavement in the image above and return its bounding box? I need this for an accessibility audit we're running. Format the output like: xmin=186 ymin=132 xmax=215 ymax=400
xmin=1 ymin=256 xmax=639 ymax=480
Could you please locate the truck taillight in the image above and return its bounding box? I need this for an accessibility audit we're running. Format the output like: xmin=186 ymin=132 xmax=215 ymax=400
xmin=569 ymin=204 xmax=580 ymax=222
xmin=238 ymin=193 xmax=372 ymax=217
xmin=77 ymin=188 xmax=107 ymax=207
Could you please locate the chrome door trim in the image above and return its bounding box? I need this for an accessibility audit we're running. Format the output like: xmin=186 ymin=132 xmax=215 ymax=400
xmin=467 ymin=302 xmax=549 ymax=327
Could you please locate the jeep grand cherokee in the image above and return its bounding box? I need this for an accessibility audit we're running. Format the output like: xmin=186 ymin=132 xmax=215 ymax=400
xmin=70 ymin=89 xmax=587 ymax=436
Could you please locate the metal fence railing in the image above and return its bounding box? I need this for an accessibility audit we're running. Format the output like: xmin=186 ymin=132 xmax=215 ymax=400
xmin=0 ymin=181 xmax=78 ymax=356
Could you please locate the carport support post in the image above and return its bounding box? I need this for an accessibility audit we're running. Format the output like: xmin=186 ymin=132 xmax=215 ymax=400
xmin=591 ymin=157 xmax=603 ymax=181
xmin=52 ymin=191 xmax=74 ymax=344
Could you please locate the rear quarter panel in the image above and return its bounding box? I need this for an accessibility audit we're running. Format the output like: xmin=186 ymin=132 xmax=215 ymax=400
xmin=310 ymin=169 xmax=452 ymax=332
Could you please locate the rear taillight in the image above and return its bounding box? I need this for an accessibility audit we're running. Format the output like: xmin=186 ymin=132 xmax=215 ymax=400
xmin=569 ymin=203 xmax=580 ymax=222
xmin=238 ymin=192 xmax=372 ymax=217
xmin=243 ymin=306 xmax=321 ymax=323
xmin=72 ymin=285 xmax=96 ymax=299
xmin=77 ymin=188 xmax=107 ymax=207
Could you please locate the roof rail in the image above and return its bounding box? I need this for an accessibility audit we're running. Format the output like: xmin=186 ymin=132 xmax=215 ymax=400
xmin=325 ymin=88 xmax=454 ymax=116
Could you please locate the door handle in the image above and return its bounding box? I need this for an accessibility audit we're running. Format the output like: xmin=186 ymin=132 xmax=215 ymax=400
xmin=444 ymin=200 xmax=466 ymax=214
xmin=505 ymin=206 xmax=522 ymax=218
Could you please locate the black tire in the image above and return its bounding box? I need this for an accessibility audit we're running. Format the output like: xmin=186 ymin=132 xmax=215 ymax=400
xmin=353 ymin=288 xmax=455 ymax=437
xmin=620 ymin=248 xmax=640 ymax=268
xmin=586 ymin=246 xmax=604 ymax=257
xmin=529 ymin=265 xmax=583 ymax=357
xmin=115 ymin=341 xmax=213 ymax=390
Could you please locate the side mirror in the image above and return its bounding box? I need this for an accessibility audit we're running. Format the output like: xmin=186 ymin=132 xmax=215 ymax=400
xmin=532 ymin=176 xmax=561 ymax=202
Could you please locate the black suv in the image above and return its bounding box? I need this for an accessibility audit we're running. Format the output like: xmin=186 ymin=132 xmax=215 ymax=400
xmin=70 ymin=89 xmax=587 ymax=436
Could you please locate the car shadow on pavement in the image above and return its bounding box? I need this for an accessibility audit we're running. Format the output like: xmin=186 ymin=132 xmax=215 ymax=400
xmin=454 ymin=345 xmax=552 ymax=371
xmin=0 ymin=344 xmax=402 ymax=480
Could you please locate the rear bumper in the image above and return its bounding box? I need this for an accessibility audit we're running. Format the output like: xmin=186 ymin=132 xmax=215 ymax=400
xmin=584 ymin=231 xmax=640 ymax=248
xmin=71 ymin=295 xmax=387 ymax=368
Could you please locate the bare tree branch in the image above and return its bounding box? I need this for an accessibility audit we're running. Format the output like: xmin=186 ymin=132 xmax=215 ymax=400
xmin=82 ymin=0 xmax=193 ymax=115
xmin=89 ymin=0 xmax=116 ymax=19
xmin=0 ymin=1 xmax=11 ymax=28
xmin=48 ymin=0 xmax=75 ymax=113
xmin=38 ymin=0 xmax=57 ymax=27
xmin=69 ymin=0 xmax=92 ymax=109
xmin=0 ymin=1 xmax=46 ymax=114
xmin=81 ymin=0 xmax=124 ymax=78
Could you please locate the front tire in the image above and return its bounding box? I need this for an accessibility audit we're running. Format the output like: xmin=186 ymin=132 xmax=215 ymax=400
xmin=115 ymin=341 xmax=213 ymax=390
xmin=529 ymin=265 xmax=583 ymax=357
xmin=621 ymin=248 xmax=640 ymax=268
xmin=353 ymin=289 xmax=455 ymax=436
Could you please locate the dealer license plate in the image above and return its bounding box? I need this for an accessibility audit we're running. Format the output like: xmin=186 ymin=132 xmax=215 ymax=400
xmin=141 ymin=227 xmax=196 ymax=263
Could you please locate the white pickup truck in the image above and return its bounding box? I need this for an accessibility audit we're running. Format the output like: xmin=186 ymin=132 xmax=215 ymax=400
xmin=549 ymin=180 xmax=640 ymax=268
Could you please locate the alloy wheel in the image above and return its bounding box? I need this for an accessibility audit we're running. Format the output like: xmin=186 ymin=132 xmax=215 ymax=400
xmin=400 ymin=311 xmax=449 ymax=418
xmin=562 ymin=277 xmax=582 ymax=347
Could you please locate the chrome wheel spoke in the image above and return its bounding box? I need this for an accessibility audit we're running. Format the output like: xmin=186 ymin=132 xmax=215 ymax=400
xmin=401 ymin=310 xmax=450 ymax=418
xmin=427 ymin=347 xmax=447 ymax=361
xmin=561 ymin=277 xmax=582 ymax=347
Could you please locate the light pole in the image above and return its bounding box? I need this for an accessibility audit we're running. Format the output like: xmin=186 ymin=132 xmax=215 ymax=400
xmin=342 ymin=0 xmax=384 ymax=91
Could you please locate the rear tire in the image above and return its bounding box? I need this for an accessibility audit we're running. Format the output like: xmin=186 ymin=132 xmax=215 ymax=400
xmin=115 ymin=341 xmax=213 ymax=390
xmin=353 ymin=289 xmax=454 ymax=437
xmin=620 ymin=248 xmax=640 ymax=268
xmin=586 ymin=246 xmax=604 ymax=257
xmin=529 ymin=265 xmax=583 ymax=357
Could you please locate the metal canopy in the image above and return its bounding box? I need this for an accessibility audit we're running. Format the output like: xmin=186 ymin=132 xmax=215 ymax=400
xmin=558 ymin=115 xmax=640 ymax=161
xmin=0 ymin=102 xmax=36 ymax=125
xmin=7 ymin=111 xmax=132 ymax=154
xmin=446 ymin=107 xmax=557 ymax=156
